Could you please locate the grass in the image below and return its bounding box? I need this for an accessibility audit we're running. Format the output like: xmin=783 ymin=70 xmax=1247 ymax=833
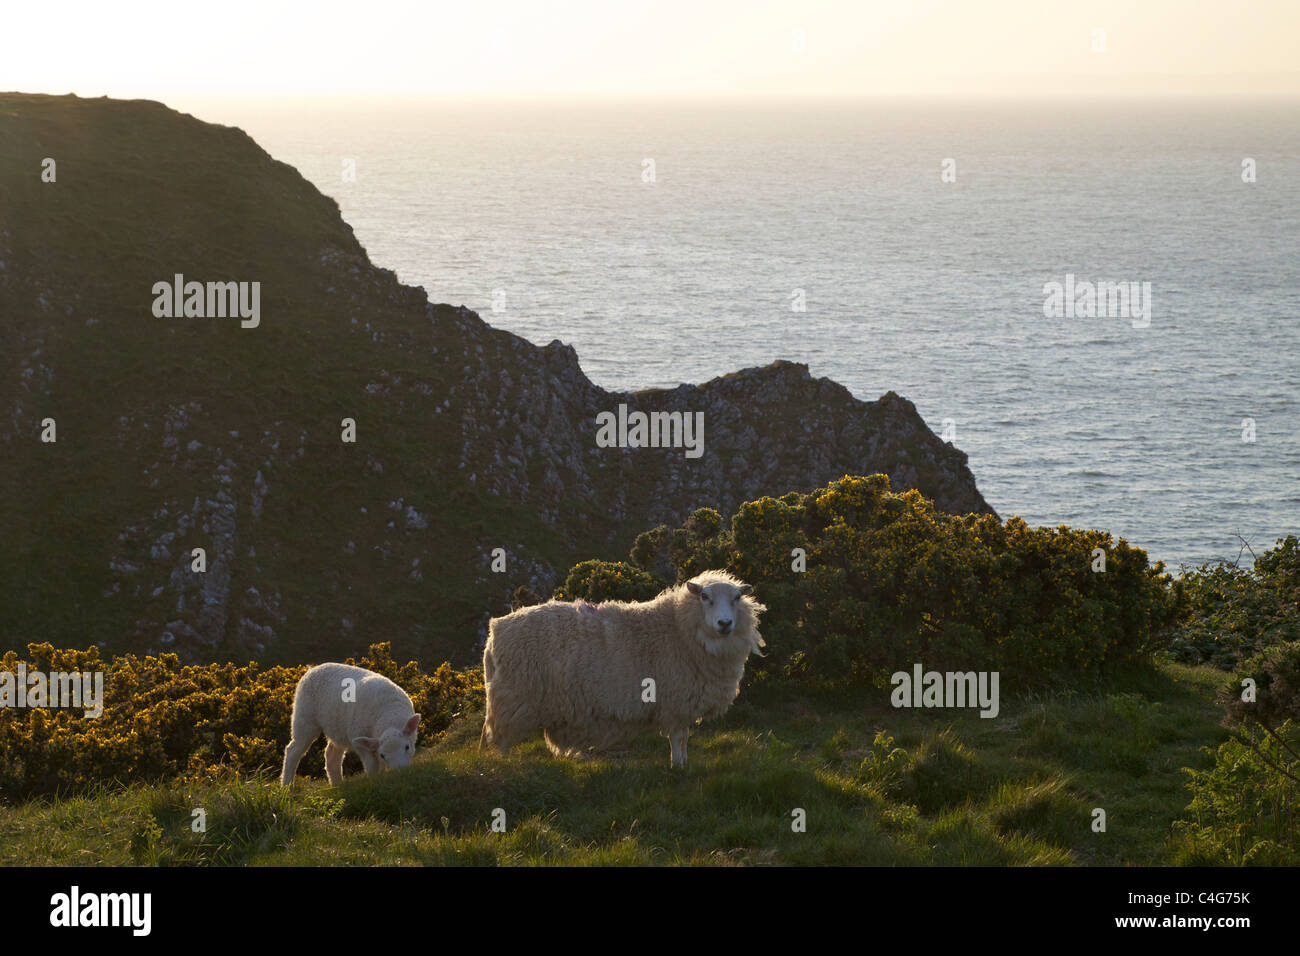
xmin=0 ymin=660 xmax=1229 ymax=865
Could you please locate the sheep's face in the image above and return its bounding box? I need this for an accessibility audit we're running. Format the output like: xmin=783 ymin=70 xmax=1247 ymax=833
xmin=687 ymin=579 xmax=753 ymax=640
xmin=354 ymin=714 xmax=421 ymax=770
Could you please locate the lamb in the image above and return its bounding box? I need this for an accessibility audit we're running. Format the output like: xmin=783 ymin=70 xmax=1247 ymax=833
xmin=280 ymin=663 xmax=421 ymax=787
xmin=480 ymin=570 xmax=765 ymax=767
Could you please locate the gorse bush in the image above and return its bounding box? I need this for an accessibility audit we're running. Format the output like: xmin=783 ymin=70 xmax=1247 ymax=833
xmin=562 ymin=475 xmax=1174 ymax=685
xmin=552 ymin=558 xmax=665 ymax=603
xmin=0 ymin=642 xmax=481 ymax=801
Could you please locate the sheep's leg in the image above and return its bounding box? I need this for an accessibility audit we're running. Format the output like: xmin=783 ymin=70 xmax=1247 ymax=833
xmin=479 ymin=693 xmax=493 ymax=750
xmin=479 ymin=697 xmax=503 ymax=751
xmin=542 ymin=728 xmax=566 ymax=758
xmin=324 ymin=740 xmax=346 ymax=785
xmin=280 ymin=729 xmax=318 ymax=787
xmin=479 ymin=649 xmax=498 ymax=753
xmin=492 ymin=725 xmax=526 ymax=752
xmin=358 ymin=749 xmax=382 ymax=776
xmin=486 ymin=699 xmax=538 ymax=753
xmin=669 ymin=729 xmax=688 ymax=768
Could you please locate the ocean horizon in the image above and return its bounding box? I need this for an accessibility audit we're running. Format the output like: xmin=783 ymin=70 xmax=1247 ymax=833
xmin=209 ymin=96 xmax=1300 ymax=571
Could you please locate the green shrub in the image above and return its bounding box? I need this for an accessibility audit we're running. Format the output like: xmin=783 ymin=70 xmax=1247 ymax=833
xmin=1172 ymin=602 xmax=1300 ymax=866
xmin=1173 ymin=723 xmax=1300 ymax=865
xmin=1220 ymin=641 xmax=1300 ymax=733
xmin=573 ymin=474 xmax=1173 ymax=686
xmin=1165 ymin=535 xmax=1300 ymax=669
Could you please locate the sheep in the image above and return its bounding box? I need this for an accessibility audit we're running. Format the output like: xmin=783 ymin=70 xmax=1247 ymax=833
xmin=480 ymin=570 xmax=765 ymax=767
xmin=280 ymin=663 xmax=421 ymax=787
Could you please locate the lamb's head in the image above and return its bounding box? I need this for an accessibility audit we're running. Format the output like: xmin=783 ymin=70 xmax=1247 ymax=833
xmin=686 ymin=573 xmax=766 ymax=656
xmin=353 ymin=714 xmax=421 ymax=770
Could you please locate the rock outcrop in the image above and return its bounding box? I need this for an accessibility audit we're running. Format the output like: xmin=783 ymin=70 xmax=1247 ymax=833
xmin=0 ymin=93 xmax=993 ymax=666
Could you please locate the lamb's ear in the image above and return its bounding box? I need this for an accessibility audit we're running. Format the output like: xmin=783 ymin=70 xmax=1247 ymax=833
xmin=686 ymin=581 xmax=703 ymax=596
xmin=352 ymin=736 xmax=380 ymax=752
xmin=403 ymin=714 xmax=421 ymax=736
xmin=738 ymin=584 xmax=753 ymax=596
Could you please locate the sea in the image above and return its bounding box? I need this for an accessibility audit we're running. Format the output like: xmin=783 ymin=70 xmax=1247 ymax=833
xmin=200 ymin=97 xmax=1300 ymax=571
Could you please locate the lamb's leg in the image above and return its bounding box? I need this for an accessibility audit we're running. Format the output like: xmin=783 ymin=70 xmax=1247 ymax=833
xmin=324 ymin=740 xmax=346 ymax=785
xmin=669 ymin=729 xmax=688 ymax=768
xmin=280 ymin=726 xmax=319 ymax=787
xmin=358 ymin=749 xmax=382 ymax=776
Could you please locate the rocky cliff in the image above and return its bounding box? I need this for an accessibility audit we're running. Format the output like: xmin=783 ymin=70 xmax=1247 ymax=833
xmin=0 ymin=93 xmax=993 ymax=666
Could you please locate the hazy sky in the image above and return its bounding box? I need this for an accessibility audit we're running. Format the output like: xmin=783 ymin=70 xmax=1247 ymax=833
xmin=7 ymin=0 xmax=1299 ymax=100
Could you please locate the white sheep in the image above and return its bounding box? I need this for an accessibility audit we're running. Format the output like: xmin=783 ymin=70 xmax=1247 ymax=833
xmin=480 ymin=570 xmax=765 ymax=767
xmin=280 ymin=662 xmax=421 ymax=787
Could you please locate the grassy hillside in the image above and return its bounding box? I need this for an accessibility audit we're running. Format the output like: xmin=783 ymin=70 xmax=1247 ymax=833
xmin=0 ymin=661 xmax=1227 ymax=865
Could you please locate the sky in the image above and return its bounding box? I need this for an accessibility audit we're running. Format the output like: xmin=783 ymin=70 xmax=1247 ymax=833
xmin=4 ymin=0 xmax=1298 ymax=102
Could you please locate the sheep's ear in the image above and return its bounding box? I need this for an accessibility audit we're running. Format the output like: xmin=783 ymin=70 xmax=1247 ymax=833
xmin=352 ymin=736 xmax=380 ymax=752
xmin=686 ymin=581 xmax=703 ymax=595
xmin=738 ymin=584 xmax=753 ymax=596
xmin=403 ymin=714 xmax=421 ymax=736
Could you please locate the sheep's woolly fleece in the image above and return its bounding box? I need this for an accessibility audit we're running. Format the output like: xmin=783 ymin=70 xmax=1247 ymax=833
xmin=480 ymin=570 xmax=766 ymax=766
